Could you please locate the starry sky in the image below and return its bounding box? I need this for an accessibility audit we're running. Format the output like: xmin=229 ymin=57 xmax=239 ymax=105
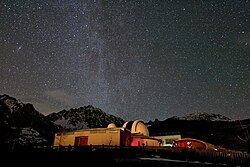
xmin=0 ymin=0 xmax=249 ymax=122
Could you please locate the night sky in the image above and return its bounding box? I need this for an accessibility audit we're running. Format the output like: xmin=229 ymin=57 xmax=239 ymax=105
xmin=0 ymin=0 xmax=249 ymax=122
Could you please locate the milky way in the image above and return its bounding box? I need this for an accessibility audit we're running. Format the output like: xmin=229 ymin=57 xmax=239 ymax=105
xmin=0 ymin=0 xmax=249 ymax=121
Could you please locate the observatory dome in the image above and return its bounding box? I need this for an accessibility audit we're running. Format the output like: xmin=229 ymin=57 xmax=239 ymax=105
xmin=122 ymin=119 xmax=149 ymax=136
xmin=107 ymin=123 xmax=116 ymax=128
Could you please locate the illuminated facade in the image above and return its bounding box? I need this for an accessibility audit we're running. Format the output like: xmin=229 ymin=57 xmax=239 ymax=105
xmin=152 ymin=134 xmax=181 ymax=147
xmin=53 ymin=125 xmax=131 ymax=148
xmin=122 ymin=119 xmax=161 ymax=146
xmin=53 ymin=119 xmax=180 ymax=148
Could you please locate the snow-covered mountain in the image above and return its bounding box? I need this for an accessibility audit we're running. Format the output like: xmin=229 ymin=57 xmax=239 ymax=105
xmin=46 ymin=105 xmax=125 ymax=130
xmin=0 ymin=94 xmax=59 ymax=147
xmin=171 ymin=112 xmax=231 ymax=121
xmin=4 ymin=127 xmax=48 ymax=147
xmin=0 ymin=94 xmax=125 ymax=148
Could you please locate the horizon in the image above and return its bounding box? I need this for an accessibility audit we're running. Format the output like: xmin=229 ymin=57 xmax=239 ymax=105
xmin=1 ymin=93 xmax=249 ymax=123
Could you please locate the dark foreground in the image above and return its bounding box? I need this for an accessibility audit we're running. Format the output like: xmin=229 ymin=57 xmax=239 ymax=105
xmin=2 ymin=147 xmax=250 ymax=167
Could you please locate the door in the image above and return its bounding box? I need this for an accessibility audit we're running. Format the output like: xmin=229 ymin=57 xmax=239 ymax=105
xmin=74 ymin=136 xmax=88 ymax=146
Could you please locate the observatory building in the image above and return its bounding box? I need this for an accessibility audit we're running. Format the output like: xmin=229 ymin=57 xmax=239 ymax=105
xmin=53 ymin=123 xmax=131 ymax=148
xmin=53 ymin=119 xmax=162 ymax=148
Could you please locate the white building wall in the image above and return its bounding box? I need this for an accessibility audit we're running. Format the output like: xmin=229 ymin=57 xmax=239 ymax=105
xmin=53 ymin=128 xmax=122 ymax=147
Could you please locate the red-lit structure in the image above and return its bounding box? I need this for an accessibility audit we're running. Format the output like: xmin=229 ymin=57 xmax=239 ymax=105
xmin=172 ymin=138 xmax=217 ymax=151
xmin=122 ymin=120 xmax=161 ymax=146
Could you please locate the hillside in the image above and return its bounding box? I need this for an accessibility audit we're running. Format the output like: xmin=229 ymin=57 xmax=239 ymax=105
xmin=0 ymin=94 xmax=60 ymax=147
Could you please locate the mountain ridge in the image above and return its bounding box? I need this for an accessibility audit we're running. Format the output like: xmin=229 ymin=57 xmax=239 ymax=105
xmin=46 ymin=105 xmax=125 ymax=130
xmin=170 ymin=112 xmax=231 ymax=122
xmin=0 ymin=94 xmax=60 ymax=147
